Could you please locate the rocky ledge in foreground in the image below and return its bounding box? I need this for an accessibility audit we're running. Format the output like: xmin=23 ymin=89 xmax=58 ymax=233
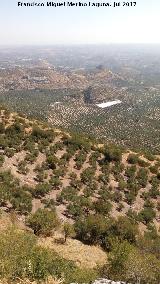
xmin=93 ymin=279 xmax=127 ymax=284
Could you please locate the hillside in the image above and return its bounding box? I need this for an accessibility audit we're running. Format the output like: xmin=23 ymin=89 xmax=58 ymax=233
xmin=0 ymin=106 xmax=160 ymax=284
xmin=1 ymin=63 xmax=160 ymax=154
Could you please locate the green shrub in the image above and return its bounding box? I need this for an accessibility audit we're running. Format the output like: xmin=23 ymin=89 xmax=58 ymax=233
xmin=27 ymin=208 xmax=59 ymax=236
xmin=11 ymin=189 xmax=32 ymax=214
xmin=94 ymin=199 xmax=112 ymax=216
xmin=0 ymin=228 xmax=78 ymax=281
xmin=149 ymin=165 xmax=158 ymax=174
xmin=46 ymin=155 xmax=58 ymax=170
xmin=4 ymin=148 xmax=15 ymax=158
xmin=104 ymin=146 xmax=122 ymax=162
xmin=144 ymin=152 xmax=155 ymax=161
xmin=0 ymin=155 xmax=4 ymax=167
xmin=127 ymin=154 xmax=139 ymax=164
xmin=31 ymin=183 xmax=52 ymax=198
xmin=118 ymin=178 xmax=127 ymax=191
xmin=125 ymin=165 xmax=136 ymax=178
xmin=0 ymin=228 xmax=36 ymax=279
xmin=112 ymin=216 xmax=138 ymax=244
xmin=17 ymin=160 xmax=29 ymax=175
xmin=137 ymin=168 xmax=148 ymax=187
xmin=0 ymin=122 xmax=5 ymax=134
xmin=80 ymin=167 xmax=95 ymax=184
xmin=0 ymin=184 xmax=10 ymax=206
xmin=102 ymin=240 xmax=160 ymax=284
xmin=63 ymin=222 xmax=75 ymax=242
xmin=138 ymin=207 xmax=156 ymax=224
xmin=137 ymin=158 xmax=149 ymax=167
xmin=31 ymin=126 xmax=54 ymax=142
xmin=74 ymin=214 xmax=108 ymax=245
xmin=66 ymin=267 xmax=99 ymax=284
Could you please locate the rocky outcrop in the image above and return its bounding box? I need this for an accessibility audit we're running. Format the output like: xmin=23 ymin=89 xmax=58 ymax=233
xmin=93 ymin=279 xmax=127 ymax=284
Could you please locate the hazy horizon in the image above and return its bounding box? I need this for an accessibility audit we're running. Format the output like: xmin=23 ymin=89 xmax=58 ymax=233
xmin=1 ymin=43 xmax=160 ymax=47
xmin=0 ymin=0 xmax=160 ymax=45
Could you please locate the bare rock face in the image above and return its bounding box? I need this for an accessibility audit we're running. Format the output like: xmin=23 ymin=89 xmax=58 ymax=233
xmin=93 ymin=279 xmax=126 ymax=284
xmin=70 ymin=280 xmax=127 ymax=284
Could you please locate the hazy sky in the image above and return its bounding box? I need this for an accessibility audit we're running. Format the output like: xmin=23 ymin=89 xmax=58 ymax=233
xmin=0 ymin=0 xmax=160 ymax=45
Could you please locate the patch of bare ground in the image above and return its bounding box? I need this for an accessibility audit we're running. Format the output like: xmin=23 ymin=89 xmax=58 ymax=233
xmin=97 ymin=144 xmax=104 ymax=149
xmin=32 ymin=198 xmax=44 ymax=214
xmin=138 ymin=222 xmax=148 ymax=235
xmin=61 ymin=177 xmax=70 ymax=188
xmin=95 ymin=162 xmax=102 ymax=179
xmin=109 ymin=174 xmax=118 ymax=188
xmin=132 ymin=190 xmax=145 ymax=213
xmin=111 ymin=202 xmax=126 ymax=219
xmin=38 ymin=234 xmax=107 ymax=268
xmin=0 ymin=212 xmax=13 ymax=231
xmin=0 ymin=211 xmax=26 ymax=232
xmin=74 ymin=151 xmax=91 ymax=179
xmin=122 ymin=152 xmax=131 ymax=165
xmin=66 ymin=153 xmax=77 ymax=172
xmin=55 ymin=148 xmax=67 ymax=159
xmin=2 ymin=152 xmax=46 ymax=187
xmin=2 ymin=150 xmax=27 ymax=180
xmin=56 ymin=204 xmax=73 ymax=223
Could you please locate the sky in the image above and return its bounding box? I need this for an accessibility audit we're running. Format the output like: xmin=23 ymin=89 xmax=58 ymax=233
xmin=0 ymin=0 xmax=160 ymax=45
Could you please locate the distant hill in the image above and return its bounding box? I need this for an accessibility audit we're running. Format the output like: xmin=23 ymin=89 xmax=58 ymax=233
xmin=0 ymin=65 xmax=160 ymax=154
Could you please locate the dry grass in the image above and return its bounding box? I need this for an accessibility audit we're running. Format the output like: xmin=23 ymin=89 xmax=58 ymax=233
xmin=38 ymin=233 xmax=107 ymax=268
xmin=0 ymin=212 xmax=12 ymax=231
xmin=0 ymin=212 xmax=26 ymax=232
xmin=0 ymin=277 xmax=64 ymax=284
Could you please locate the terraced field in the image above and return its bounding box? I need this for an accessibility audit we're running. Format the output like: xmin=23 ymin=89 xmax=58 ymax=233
xmin=1 ymin=86 xmax=160 ymax=153
xmin=0 ymin=107 xmax=160 ymax=284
